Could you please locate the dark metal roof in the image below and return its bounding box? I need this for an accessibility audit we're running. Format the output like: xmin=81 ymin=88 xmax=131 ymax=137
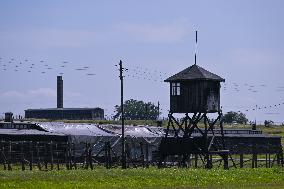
xmin=25 ymin=107 xmax=103 ymax=112
xmin=0 ymin=129 xmax=65 ymax=136
xmin=165 ymin=64 xmax=225 ymax=82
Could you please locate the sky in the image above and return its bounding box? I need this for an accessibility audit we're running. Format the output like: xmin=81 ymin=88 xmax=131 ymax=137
xmin=0 ymin=0 xmax=284 ymax=124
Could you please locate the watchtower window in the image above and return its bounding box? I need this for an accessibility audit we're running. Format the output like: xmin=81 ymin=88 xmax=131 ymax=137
xmin=171 ymin=83 xmax=180 ymax=96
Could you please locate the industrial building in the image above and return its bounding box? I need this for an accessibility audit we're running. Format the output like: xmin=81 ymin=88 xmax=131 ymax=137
xmin=24 ymin=76 xmax=104 ymax=120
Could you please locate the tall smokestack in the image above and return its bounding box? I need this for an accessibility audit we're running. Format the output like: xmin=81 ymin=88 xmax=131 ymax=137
xmin=57 ymin=76 xmax=63 ymax=108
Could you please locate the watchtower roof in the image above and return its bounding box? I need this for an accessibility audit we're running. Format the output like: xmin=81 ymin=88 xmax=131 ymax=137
xmin=164 ymin=64 xmax=225 ymax=82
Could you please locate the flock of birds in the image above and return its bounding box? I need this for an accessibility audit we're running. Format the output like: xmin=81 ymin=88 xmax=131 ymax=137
xmin=0 ymin=57 xmax=95 ymax=76
xmin=242 ymin=102 xmax=284 ymax=112
xmin=222 ymin=82 xmax=284 ymax=93
xmin=221 ymin=82 xmax=284 ymax=112
xmin=123 ymin=65 xmax=284 ymax=114
xmin=125 ymin=66 xmax=168 ymax=83
xmin=1 ymin=56 xmax=283 ymax=114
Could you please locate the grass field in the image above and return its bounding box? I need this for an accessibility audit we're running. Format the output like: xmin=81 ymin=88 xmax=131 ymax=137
xmin=0 ymin=167 xmax=284 ymax=189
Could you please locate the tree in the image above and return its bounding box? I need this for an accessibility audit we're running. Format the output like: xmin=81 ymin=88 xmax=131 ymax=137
xmin=113 ymin=99 xmax=160 ymax=120
xmin=237 ymin=112 xmax=248 ymax=124
xmin=223 ymin=111 xmax=248 ymax=124
xmin=264 ymin=120 xmax=274 ymax=127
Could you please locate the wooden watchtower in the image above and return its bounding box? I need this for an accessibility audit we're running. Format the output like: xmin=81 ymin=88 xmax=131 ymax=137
xmin=165 ymin=64 xmax=224 ymax=113
xmin=159 ymin=64 xmax=229 ymax=169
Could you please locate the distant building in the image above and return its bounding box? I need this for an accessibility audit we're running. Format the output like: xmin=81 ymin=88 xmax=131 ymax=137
xmin=25 ymin=108 xmax=104 ymax=120
xmin=24 ymin=76 xmax=104 ymax=120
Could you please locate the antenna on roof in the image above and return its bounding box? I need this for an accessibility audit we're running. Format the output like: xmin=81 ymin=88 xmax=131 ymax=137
xmin=195 ymin=30 xmax=197 ymax=65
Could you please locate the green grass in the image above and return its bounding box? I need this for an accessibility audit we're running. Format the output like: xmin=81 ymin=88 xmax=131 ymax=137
xmin=0 ymin=167 xmax=284 ymax=189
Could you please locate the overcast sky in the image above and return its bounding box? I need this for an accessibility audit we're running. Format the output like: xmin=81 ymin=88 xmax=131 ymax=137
xmin=0 ymin=0 xmax=284 ymax=123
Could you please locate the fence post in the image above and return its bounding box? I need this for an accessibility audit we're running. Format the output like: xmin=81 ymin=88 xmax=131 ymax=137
xmin=281 ymin=152 xmax=284 ymax=167
xmin=29 ymin=141 xmax=33 ymax=171
xmin=104 ymin=142 xmax=108 ymax=168
xmin=21 ymin=141 xmax=25 ymax=171
xmin=194 ymin=154 xmax=198 ymax=168
xmin=265 ymin=154 xmax=268 ymax=168
xmin=281 ymin=153 xmax=284 ymax=167
xmin=188 ymin=154 xmax=192 ymax=167
xmin=277 ymin=153 xmax=281 ymax=166
xmin=84 ymin=142 xmax=88 ymax=169
xmin=108 ymin=142 xmax=112 ymax=168
xmin=56 ymin=143 xmax=60 ymax=170
xmin=255 ymin=153 xmax=258 ymax=168
xmin=72 ymin=142 xmax=77 ymax=170
xmin=8 ymin=141 xmax=12 ymax=171
xmin=44 ymin=142 xmax=48 ymax=170
xmin=240 ymin=154 xmax=244 ymax=168
xmin=2 ymin=143 xmax=7 ymax=170
xmin=65 ymin=142 xmax=70 ymax=170
xmin=223 ymin=153 xmax=229 ymax=170
xmin=145 ymin=143 xmax=149 ymax=168
xmin=88 ymin=143 xmax=93 ymax=170
xmin=50 ymin=141 xmax=54 ymax=170
xmin=139 ymin=142 xmax=144 ymax=167
xmin=252 ymin=153 xmax=257 ymax=168
xmin=36 ymin=142 xmax=41 ymax=171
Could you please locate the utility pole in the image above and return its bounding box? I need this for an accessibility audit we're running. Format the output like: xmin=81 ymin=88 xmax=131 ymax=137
xmin=253 ymin=105 xmax=257 ymax=130
xmin=118 ymin=60 xmax=127 ymax=169
xmin=157 ymin=101 xmax=160 ymax=120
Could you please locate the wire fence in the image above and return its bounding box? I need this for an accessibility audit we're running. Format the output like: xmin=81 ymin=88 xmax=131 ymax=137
xmin=0 ymin=139 xmax=283 ymax=171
